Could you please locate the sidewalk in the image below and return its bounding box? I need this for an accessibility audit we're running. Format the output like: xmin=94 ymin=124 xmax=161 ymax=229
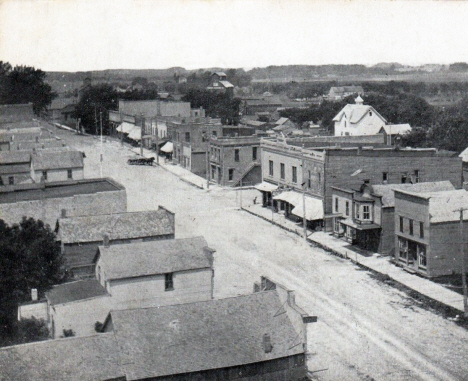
xmin=242 ymin=203 xmax=466 ymax=314
xmin=129 ymin=147 xmax=211 ymax=190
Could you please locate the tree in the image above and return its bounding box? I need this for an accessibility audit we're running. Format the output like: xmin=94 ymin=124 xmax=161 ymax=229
xmin=73 ymin=84 xmax=118 ymax=135
xmin=0 ymin=61 xmax=57 ymax=115
xmin=0 ymin=218 xmax=66 ymax=344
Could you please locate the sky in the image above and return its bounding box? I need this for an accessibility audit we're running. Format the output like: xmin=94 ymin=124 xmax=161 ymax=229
xmin=1 ymin=0 xmax=468 ymax=72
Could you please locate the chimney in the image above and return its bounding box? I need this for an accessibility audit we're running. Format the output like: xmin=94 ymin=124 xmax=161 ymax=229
xmin=61 ymin=209 xmax=67 ymax=218
xmin=31 ymin=288 xmax=38 ymax=302
xmin=263 ymin=334 xmax=273 ymax=353
xmin=103 ymin=234 xmax=110 ymax=247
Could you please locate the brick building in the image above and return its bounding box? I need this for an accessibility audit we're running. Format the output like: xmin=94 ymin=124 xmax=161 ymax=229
xmin=209 ymin=135 xmax=261 ymax=186
xmin=331 ymin=181 xmax=455 ymax=255
xmin=394 ymin=188 xmax=468 ymax=277
xmin=0 ymin=178 xmax=127 ymax=227
xmin=260 ymin=137 xmax=462 ymax=231
xmin=56 ymin=207 xmax=175 ymax=277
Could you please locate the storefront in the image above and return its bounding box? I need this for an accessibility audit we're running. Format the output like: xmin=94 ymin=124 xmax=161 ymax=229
xmin=255 ymin=181 xmax=278 ymax=207
xmin=338 ymin=218 xmax=381 ymax=252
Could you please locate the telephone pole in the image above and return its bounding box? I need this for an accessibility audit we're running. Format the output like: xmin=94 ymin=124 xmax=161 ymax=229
xmin=99 ymin=111 xmax=103 ymax=178
xmin=455 ymin=207 xmax=468 ymax=317
xmin=302 ymin=146 xmax=307 ymax=242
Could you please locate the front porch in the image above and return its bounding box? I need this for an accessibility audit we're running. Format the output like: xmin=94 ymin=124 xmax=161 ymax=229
xmin=333 ymin=217 xmax=381 ymax=252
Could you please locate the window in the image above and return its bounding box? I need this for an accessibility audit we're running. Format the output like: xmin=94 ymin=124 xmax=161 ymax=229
xmin=280 ymin=163 xmax=285 ymax=180
xmin=382 ymin=172 xmax=388 ymax=183
xmin=165 ymin=273 xmax=174 ymax=291
xmin=234 ymin=149 xmax=240 ymax=162
xmin=364 ymin=179 xmax=370 ymax=184
xmin=334 ymin=218 xmax=341 ymax=233
xmin=369 ymin=111 xmax=373 ymax=117
xmin=8 ymin=176 xmax=14 ymax=185
xmin=400 ymin=216 xmax=404 ymax=232
xmin=318 ymin=172 xmax=321 ymax=183
xmin=401 ymin=173 xmax=407 ymax=183
xmin=363 ymin=205 xmax=370 ymax=220
xmin=345 ymin=201 xmax=350 ymax=216
xmin=420 ymin=222 xmax=424 ymax=238
xmin=399 ymin=237 xmax=408 ymax=260
xmin=229 ymin=169 xmax=234 ymax=181
xmin=335 ymin=197 xmax=339 ymax=212
xmin=42 ymin=171 xmax=48 ymax=180
xmin=212 ymin=131 xmax=217 ymax=137
xmin=67 ymin=169 xmax=72 ymax=179
xmin=414 ymin=170 xmax=420 ymax=183
xmin=355 ymin=204 xmax=360 ymax=219
xmin=409 ymin=219 xmax=413 ymax=235
xmin=419 ymin=246 xmax=427 ymax=267
xmin=292 ymin=166 xmax=297 ymax=183
xmin=269 ymin=160 xmax=273 ymax=176
xmin=252 ymin=147 xmax=257 ymax=161
xmin=185 ymin=132 xmax=190 ymax=143
xmin=308 ymin=170 xmax=311 ymax=188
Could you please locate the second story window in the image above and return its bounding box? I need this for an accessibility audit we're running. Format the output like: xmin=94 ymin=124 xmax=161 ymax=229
xmin=229 ymin=168 xmax=234 ymax=181
xmin=42 ymin=171 xmax=48 ymax=181
xmin=400 ymin=216 xmax=404 ymax=232
xmin=382 ymin=172 xmax=388 ymax=183
xmin=420 ymin=221 xmax=424 ymax=238
xmin=185 ymin=132 xmax=190 ymax=143
xmin=235 ymin=149 xmax=240 ymax=162
xmin=362 ymin=205 xmax=370 ymax=220
xmin=335 ymin=197 xmax=339 ymax=212
xmin=345 ymin=201 xmax=349 ymax=216
xmin=414 ymin=170 xmax=420 ymax=183
xmin=280 ymin=163 xmax=285 ymax=180
xmin=269 ymin=160 xmax=273 ymax=176
xmin=252 ymin=147 xmax=257 ymax=161
xmin=165 ymin=273 xmax=174 ymax=291
xmin=8 ymin=176 xmax=14 ymax=185
xmin=356 ymin=204 xmax=360 ymax=219
xmin=308 ymin=170 xmax=311 ymax=188
xmin=292 ymin=166 xmax=297 ymax=183
xmin=409 ymin=219 xmax=414 ymax=235
xmin=67 ymin=169 xmax=72 ymax=179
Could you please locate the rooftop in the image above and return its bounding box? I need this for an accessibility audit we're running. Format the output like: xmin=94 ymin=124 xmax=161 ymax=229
xmin=0 ymin=333 xmax=124 ymax=381
xmin=380 ymin=124 xmax=412 ymax=135
xmin=97 ymin=236 xmax=214 ymax=280
xmin=107 ymin=290 xmax=305 ymax=380
xmin=0 ymin=150 xmax=31 ymax=164
xmin=58 ymin=208 xmax=174 ymax=244
xmin=46 ymin=279 xmax=109 ymax=305
xmin=32 ymin=150 xmax=84 ymax=170
xmin=333 ymin=104 xmax=387 ymax=124
xmin=0 ymin=177 xmax=125 ymax=204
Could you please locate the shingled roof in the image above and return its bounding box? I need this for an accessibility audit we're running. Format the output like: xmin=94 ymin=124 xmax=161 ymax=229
xmin=107 ymin=290 xmax=305 ymax=380
xmin=57 ymin=209 xmax=174 ymax=244
xmin=0 ymin=150 xmax=31 ymax=165
xmin=332 ymin=104 xmax=387 ymax=124
xmin=32 ymin=150 xmax=84 ymax=170
xmin=97 ymin=236 xmax=214 ymax=280
xmin=0 ymin=333 xmax=124 ymax=381
xmin=46 ymin=279 xmax=109 ymax=305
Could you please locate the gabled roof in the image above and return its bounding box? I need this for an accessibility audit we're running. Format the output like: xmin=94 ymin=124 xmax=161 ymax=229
xmin=0 ymin=150 xmax=31 ymax=165
xmin=380 ymin=124 xmax=412 ymax=135
xmin=32 ymin=150 xmax=84 ymax=170
xmin=58 ymin=209 xmax=174 ymax=244
xmin=213 ymin=71 xmax=227 ymax=77
xmin=46 ymin=279 xmax=109 ymax=305
xmin=0 ymin=333 xmax=124 ymax=381
xmin=107 ymin=290 xmax=305 ymax=380
xmin=219 ymin=80 xmax=234 ymax=88
xmin=96 ymin=236 xmax=214 ymax=280
xmin=332 ymin=104 xmax=387 ymax=124
xmin=371 ymin=181 xmax=455 ymax=207
xmin=329 ymin=86 xmax=364 ymax=95
xmin=459 ymin=147 xmax=468 ymax=162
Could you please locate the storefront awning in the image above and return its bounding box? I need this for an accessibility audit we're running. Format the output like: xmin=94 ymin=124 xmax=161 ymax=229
xmin=116 ymin=122 xmax=135 ymax=133
xmin=128 ymin=126 xmax=142 ymax=141
xmin=273 ymin=191 xmax=303 ymax=205
xmin=340 ymin=218 xmax=380 ymax=230
xmin=255 ymin=181 xmax=278 ymax=192
xmin=291 ymin=196 xmax=324 ymax=221
xmin=160 ymin=141 xmax=173 ymax=153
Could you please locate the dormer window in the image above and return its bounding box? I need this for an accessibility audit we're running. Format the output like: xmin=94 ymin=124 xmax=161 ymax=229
xmin=369 ymin=111 xmax=373 ymax=116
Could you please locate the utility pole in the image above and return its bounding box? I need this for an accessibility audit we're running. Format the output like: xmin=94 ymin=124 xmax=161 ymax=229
xmin=455 ymin=207 xmax=468 ymax=317
xmin=302 ymin=145 xmax=307 ymax=242
xmin=206 ymin=140 xmax=210 ymax=189
xmin=155 ymin=118 xmax=159 ymax=165
xmin=140 ymin=114 xmax=144 ymax=157
xmin=120 ymin=110 xmax=123 ymax=146
xmin=94 ymin=105 xmax=98 ymax=136
xmin=100 ymin=111 xmax=103 ymax=178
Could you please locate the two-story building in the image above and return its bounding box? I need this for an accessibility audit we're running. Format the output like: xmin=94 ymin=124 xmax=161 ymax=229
xmin=331 ymin=181 xmax=455 ymax=254
xmin=333 ymin=96 xmax=387 ymax=137
xmin=0 ymin=151 xmax=32 ymax=186
xmin=394 ymin=188 xmax=468 ymax=277
xmin=26 ymin=236 xmax=215 ymax=338
xmin=208 ymin=135 xmax=262 ymax=186
xmin=260 ymin=136 xmax=462 ymax=231
xmin=206 ymin=72 xmax=234 ymax=96
xmin=56 ymin=207 xmax=175 ymax=277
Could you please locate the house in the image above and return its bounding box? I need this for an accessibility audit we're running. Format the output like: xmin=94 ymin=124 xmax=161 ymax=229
xmin=101 ymin=276 xmax=316 ymax=380
xmin=241 ymin=98 xmax=283 ymax=115
xmin=31 ymin=149 xmax=85 ymax=182
xmin=0 ymin=333 xmax=126 ymax=381
xmin=56 ymin=208 xmax=175 ymax=277
xmin=0 ymin=103 xmax=35 ymax=127
xmin=0 ymin=150 xmax=33 ymax=186
xmin=327 ymin=86 xmax=364 ymax=101
xmin=379 ymin=124 xmax=412 ymax=145
xmin=11 ymin=277 xmax=316 ymax=381
xmin=333 ymin=96 xmax=387 ymax=137
xmin=260 ymin=136 xmax=462 ymax=231
xmin=272 ymin=117 xmax=297 ymax=136
xmin=38 ymin=236 xmax=215 ymax=337
xmin=0 ymin=177 xmax=127 ymax=227
xmin=331 ymin=181 xmax=455 ymax=254
xmin=394 ymin=188 xmax=468 ymax=277
xmin=206 ymin=72 xmax=234 ymax=96
xmin=47 ymin=98 xmax=77 ymax=125
xmin=209 ymin=135 xmax=261 ymax=186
